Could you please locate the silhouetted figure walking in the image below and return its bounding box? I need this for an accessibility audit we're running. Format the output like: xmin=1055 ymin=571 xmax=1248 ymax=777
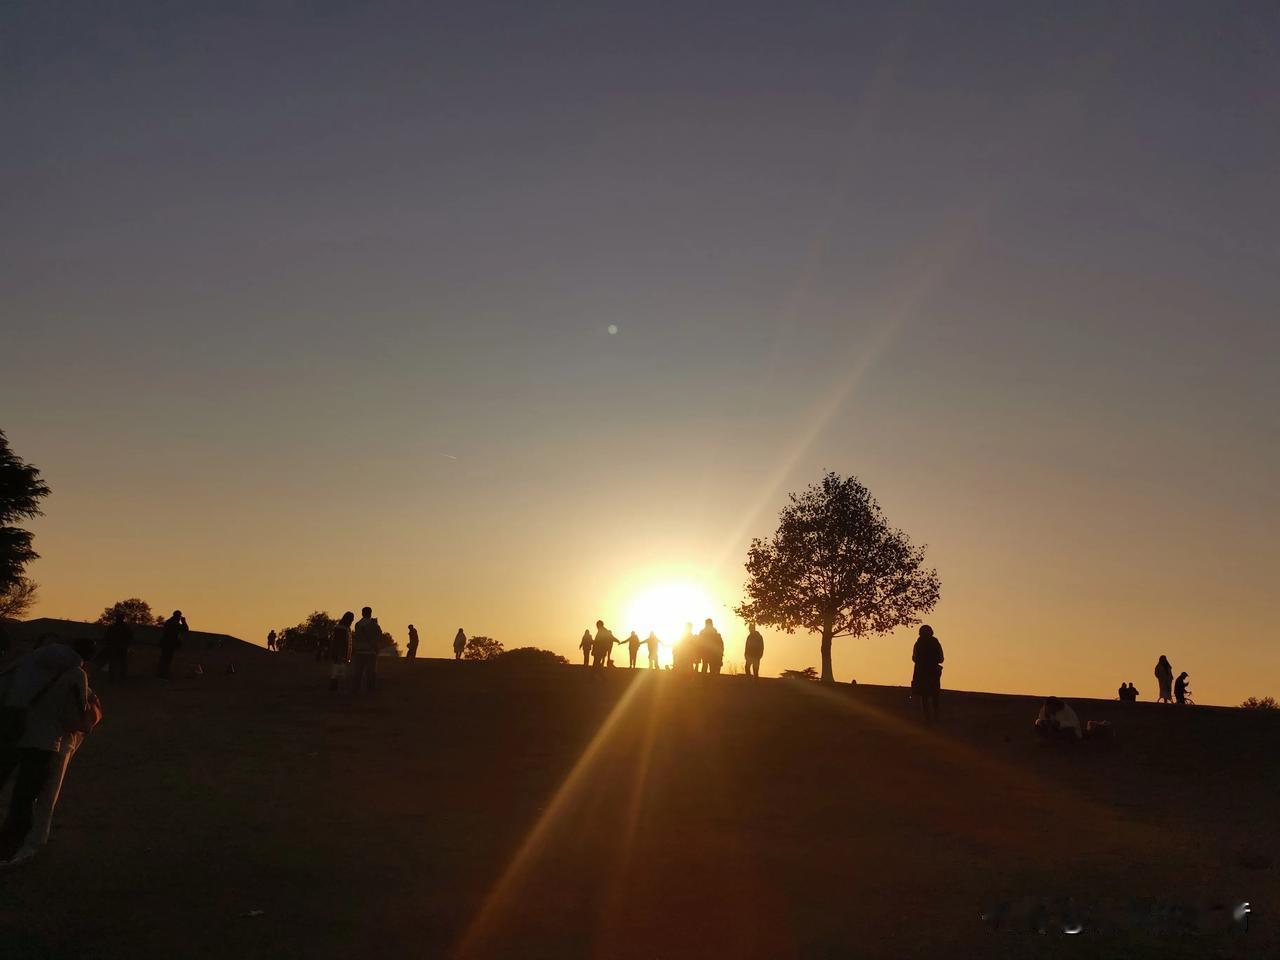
xmin=266 ymin=630 xmax=277 ymax=652
xmin=645 ymin=632 xmax=660 ymax=670
xmin=1154 ymin=655 xmax=1174 ymax=703
xmin=102 ymin=613 xmax=133 ymax=681
xmin=579 ymin=630 xmax=592 ymax=666
xmin=910 ymin=625 xmax=944 ymax=722
xmin=743 ymin=623 xmax=764 ymax=678
xmin=591 ymin=620 xmax=617 ymax=669
xmin=406 ymin=625 xmax=419 ymax=661
xmin=350 ymin=607 xmax=381 ymax=693
xmin=626 ymin=631 xmax=641 ymax=669
xmin=699 ymin=619 xmax=723 ymax=675
xmin=453 ymin=628 xmax=466 ymax=660
xmin=1174 ymin=672 xmax=1190 ymax=705
xmin=156 ymin=611 xmax=188 ymax=680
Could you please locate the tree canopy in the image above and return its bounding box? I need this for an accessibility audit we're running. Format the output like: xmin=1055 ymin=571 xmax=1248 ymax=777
xmin=0 ymin=429 xmax=50 ymax=598
xmin=463 ymin=635 xmax=504 ymax=661
xmin=736 ymin=472 xmax=940 ymax=682
xmin=96 ymin=598 xmax=163 ymax=625
xmin=0 ymin=577 xmax=38 ymax=620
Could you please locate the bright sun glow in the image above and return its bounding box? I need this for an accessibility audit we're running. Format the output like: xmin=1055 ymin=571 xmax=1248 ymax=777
xmin=623 ymin=579 xmax=724 ymax=665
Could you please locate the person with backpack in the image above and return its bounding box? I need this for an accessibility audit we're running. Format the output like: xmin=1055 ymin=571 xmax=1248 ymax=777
xmin=0 ymin=638 xmax=101 ymax=863
xmin=157 ymin=610 xmax=188 ymax=680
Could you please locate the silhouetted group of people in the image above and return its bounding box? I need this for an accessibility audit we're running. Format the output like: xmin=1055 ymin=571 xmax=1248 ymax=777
xmin=1154 ymin=655 xmax=1191 ymax=704
xmin=579 ymin=619 xmax=755 ymax=676
xmin=1117 ymin=681 xmax=1140 ymax=701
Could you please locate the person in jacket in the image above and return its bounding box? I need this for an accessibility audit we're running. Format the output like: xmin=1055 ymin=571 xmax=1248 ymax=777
xmin=453 ymin=628 xmax=467 ymax=661
xmin=0 ymin=639 xmax=100 ymax=863
xmin=156 ymin=610 xmax=188 ymax=679
xmin=699 ymin=619 xmax=724 ymax=675
xmin=1174 ymin=672 xmax=1191 ymax=705
xmin=910 ymin=625 xmax=944 ymax=722
xmin=743 ymin=624 xmax=764 ymax=678
xmin=406 ymin=625 xmax=419 ymax=662
xmin=350 ymin=608 xmax=382 ymax=693
xmin=328 ymin=612 xmax=354 ymax=692
xmin=1035 ymin=696 xmax=1082 ymax=741
xmin=1154 ymin=655 xmax=1174 ymax=703
xmin=591 ymin=621 xmax=618 ymax=669
xmin=579 ymin=630 xmax=593 ymax=666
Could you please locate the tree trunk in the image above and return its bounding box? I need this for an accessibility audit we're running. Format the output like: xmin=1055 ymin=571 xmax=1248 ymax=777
xmin=820 ymin=621 xmax=834 ymax=683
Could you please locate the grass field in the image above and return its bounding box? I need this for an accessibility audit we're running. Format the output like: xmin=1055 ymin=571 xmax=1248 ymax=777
xmin=3 ymin=646 xmax=1276 ymax=959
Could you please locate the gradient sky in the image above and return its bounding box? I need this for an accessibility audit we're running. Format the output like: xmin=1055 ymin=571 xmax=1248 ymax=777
xmin=3 ymin=2 xmax=1277 ymax=705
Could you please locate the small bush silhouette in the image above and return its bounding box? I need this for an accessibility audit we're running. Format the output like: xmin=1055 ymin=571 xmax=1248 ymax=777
xmin=496 ymin=647 xmax=568 ymax=667
xmin=1240 ymin=696 xmax=1277 ymax=710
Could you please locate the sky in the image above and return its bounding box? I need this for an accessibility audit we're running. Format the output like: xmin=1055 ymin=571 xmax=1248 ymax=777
xmin=2 ymin=1 xmax=1277 ymax=705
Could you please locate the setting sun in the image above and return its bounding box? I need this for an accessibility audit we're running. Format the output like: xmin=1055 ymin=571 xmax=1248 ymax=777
xmin=622 ymin=579 xmax=730 ymax=666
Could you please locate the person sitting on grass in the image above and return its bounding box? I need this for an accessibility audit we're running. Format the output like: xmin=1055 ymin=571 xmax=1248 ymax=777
xmin=1035 ymin=697 xmax=1082 ymax=742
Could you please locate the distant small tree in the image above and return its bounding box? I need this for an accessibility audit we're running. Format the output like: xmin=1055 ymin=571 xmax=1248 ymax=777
xmin=378 ymin=631 xmax=401 ymax=657
xmin=96 ymin=598 xmax=159 ymax=626
xmin=495 ymin=647 xmax=568 ymax=667
xmin=1240 ymin=696 xmax=1278 ymax=710
xmin=736 ymin=472 xmax=940 ymax=683
xmin=0 ymin=576 xmax=38 ymax=620
xmin=463 ymin=635 xmax=504 ymax=661
xmin=0 ymin=430 xmax=50 ymax=598
xmin=781 ymin=667 xmax=820 ymax=681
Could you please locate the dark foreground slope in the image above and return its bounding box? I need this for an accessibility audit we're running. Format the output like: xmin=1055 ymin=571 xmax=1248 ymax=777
xmin=2 ymin=650 xmax=1276 ymax=959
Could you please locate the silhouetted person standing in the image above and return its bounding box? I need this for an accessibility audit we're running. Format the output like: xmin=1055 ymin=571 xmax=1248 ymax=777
xmin=676 ymin=623 xmax=695 ymax=673
xmin=645 ymin=632 xmax=660 ymax=670
xmin=743 ymin=623 xmax=764 ymax=678
xmin=591 ymin=620 xmax=617 ymax=669
xmin=579 ymin=630 xmax=593 ymax=666
xmin=1154 ymin=655 xmax=1174 ymax=703
xmin=1117 ymin=681 xmax=1127 ymax=701
xmin=350 ymin=607 xmax=381 ymax=693
xmin=406 ymin=625 xmax=419 ymax=661
xmin=1174 ymin=671 xmax=1190 ymax=705
xmin=266 ymin=630 xmax=277 ymax=652
xmin=1127 ymin=682 xmax=1140 ymax=701
xmin=626 ymin=631 xmax=641 ymax=669
xmin=453 ymin=628 xmax=466 ymax=660
xmin=102 ymin=613 xmax=133 ymax=682
xmin=328 ymin=612 xmax=354 ymax=692
xmin=699 ymin=619 xmax=723 ymax=675
xmin=911 ymin=625 xmax=944 ymax=722
xmin=156 ymin=611 xmax=188 ymax=680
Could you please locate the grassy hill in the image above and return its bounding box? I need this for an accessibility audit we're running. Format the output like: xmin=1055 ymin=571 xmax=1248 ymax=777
xmin=2 ymin=649 xmax=1275 ymax=959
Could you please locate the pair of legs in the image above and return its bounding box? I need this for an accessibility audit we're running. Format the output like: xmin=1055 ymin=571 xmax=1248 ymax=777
xmin=744 ymin=657 xmax=760 ymax=678
xmin=454 ymin=647 xmax=464 ymax=660
xmin=628 ymin=650 xmax=638 ymax=668
xmin=918 ymin=690 xmax=940 ymax=722
xmin=349 ymin=653 xmax=378 ymax=693
xmin=0 ymin=747 xmax=54 ymax=862
xmin=328 ymin=662 xmax=347 ymax=692
xmin=648 ymin=654 xmax=659 ymax=669
xmin=582 ymin=650 xmax=590 ymax=666
xmin=156 ymin=647 xmax=176 ymax=679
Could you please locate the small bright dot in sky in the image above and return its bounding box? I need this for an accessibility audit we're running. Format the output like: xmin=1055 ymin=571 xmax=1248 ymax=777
xmin=607 ymin=324 xmax=618 ymax=335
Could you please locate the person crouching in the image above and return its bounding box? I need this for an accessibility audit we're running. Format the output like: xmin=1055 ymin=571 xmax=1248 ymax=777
xmin=1035 ymin=697 xmax=1082 ymax=743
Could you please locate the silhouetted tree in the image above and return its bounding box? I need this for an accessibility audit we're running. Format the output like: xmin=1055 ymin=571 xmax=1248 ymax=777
xmin=0 ymin=429 xmax=50 ymax=598
xmin=736 ymin=472 xmax=940 ymax=683
xmin=378 ymin=630 xmax=401 ymax=657
xmin=780 ymin=667 xmax=820 ymax=681
xmin=95 ymin=598 xmax=161 ymax=626
xmin=279 ymin=611 xmax=338 ymax=654
xmin=463 ymin=635 xmax=504 ymax=661
xmin=1240 ymin=696 xmax=1277 ymax=710
xmin=0 ymin=577 xmax=38 ymax=620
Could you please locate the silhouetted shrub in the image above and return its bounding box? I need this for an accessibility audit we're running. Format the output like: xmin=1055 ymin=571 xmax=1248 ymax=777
xmin=495 ymin=647 xmax=568 ymax=668
xmin=1240 ymin=696 xmax=1277 ymax=710
xmin=463 ymin=635 xmax=504 ymax=661
xmin=781 ymin=667 xmax=819 ymax=681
